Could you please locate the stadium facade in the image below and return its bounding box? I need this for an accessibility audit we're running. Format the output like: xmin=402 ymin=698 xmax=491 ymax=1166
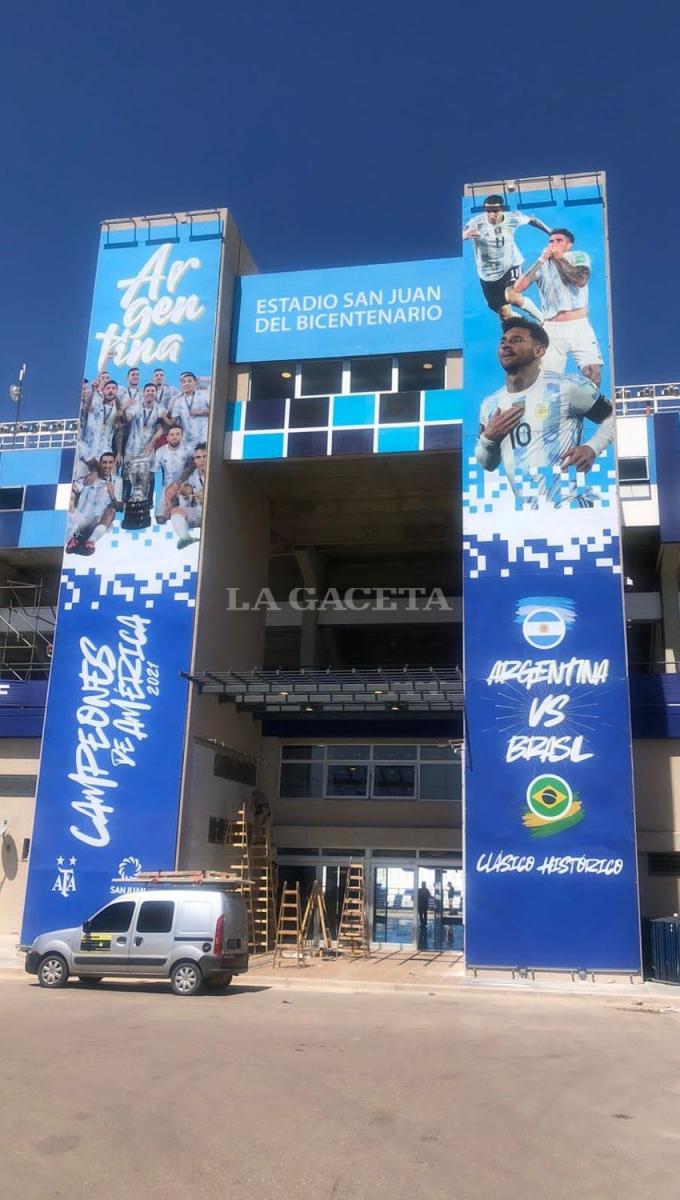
xmin=1 ymin=172 xmax=679 ymax=973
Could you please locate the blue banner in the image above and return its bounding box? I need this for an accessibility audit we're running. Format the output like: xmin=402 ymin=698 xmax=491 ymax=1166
xmin=232 ymin=258 xmax=461 ymax=362
xmin=461 ymin=179 xmax=641 ymax=971
xmin=21 ymin=219 xmax=223 ymax=943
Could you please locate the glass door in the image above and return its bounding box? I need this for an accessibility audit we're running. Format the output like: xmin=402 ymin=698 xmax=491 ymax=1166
xmin=417 ymin=867 xmax=464 ymax=951
xmin=372 ymin=865 xmax=416 ymax=945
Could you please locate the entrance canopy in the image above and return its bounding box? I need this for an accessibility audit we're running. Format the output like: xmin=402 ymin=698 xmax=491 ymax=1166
xmin=183 ymin=666 xmax=463 ymax=717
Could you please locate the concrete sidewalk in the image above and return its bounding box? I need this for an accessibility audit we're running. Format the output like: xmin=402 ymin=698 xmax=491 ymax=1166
xmin=4 ymin=936 xmax=679 ymax=1003
xmin=246 ymin=946 xmax=680 ymax=1002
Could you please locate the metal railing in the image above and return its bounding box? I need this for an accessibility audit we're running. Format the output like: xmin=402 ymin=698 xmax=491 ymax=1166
xmin=615 ymin=383 xmax=680 ymax=416
xmin=0 ymin=418 xmax=79 ymax=450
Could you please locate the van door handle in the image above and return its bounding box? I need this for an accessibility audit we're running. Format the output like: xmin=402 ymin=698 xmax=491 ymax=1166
xmin=116 ymin=936 xmax=127 ymax=945
xmin=134 ymin=936 xmax=143 ymax=946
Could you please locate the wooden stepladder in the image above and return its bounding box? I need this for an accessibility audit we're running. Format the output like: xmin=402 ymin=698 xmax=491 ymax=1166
xmin=250 ymin=821 xmax=277 ymax=954
xmin=224 ymin=805 xmax=255 ymax=953
xmin=300 ymin=880 xmax=332 ymax=955
xmin=273 ymin=882 xmax=306 ymax=968
xmin=336 ymin=863 xmax=371 ymax=957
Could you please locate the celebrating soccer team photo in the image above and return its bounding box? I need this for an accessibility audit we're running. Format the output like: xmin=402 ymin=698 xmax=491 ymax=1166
xmin=67 ymin=367 xmax=209 ymax=555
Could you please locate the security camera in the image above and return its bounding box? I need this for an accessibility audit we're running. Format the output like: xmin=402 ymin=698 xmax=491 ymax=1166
xmin=506 ymin=182 xmax=517 ymax=192
xmin=9 ymin=385 xmax=21 ymax=403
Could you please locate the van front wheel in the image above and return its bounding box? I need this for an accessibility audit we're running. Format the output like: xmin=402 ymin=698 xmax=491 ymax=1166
xmin=38 ymin=954 xmax=69 ymax=988
xmin=171 ymin=960 xmax=203 ymax=996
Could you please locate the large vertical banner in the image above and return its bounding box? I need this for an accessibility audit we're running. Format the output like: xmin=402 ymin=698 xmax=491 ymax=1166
xmin=22 ymin=216 xmax=223 ymax=944
xmin=462 ymin=176 xmax=641 ymax=970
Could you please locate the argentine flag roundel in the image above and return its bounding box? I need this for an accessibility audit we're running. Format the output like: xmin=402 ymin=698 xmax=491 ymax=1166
xmin=522 ymin=607 xmax=567 ymax=649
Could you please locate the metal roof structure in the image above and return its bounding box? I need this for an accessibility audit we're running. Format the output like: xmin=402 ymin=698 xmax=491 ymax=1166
xmin=183 ymin=666 xmax=463 ymax=716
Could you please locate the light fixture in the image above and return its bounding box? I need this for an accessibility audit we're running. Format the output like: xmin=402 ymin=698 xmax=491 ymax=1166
xmin=374 ymin=689 xmax=383 ymax=696
xmin=422 ymin=362 xmax=433 ymax=370
xmin=280 ymin=690 xmax=288 ymax=698
xmin=391 ymin=705 xmax=400 ymax=711
xmin=281 ymin=371 xmax=292 ymax=380
xmin=305 ymin=705 xmax=314 ymax=712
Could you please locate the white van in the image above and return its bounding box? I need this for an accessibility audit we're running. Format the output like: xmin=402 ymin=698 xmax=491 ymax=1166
xmin=25 ymin=889 xmax=249 ymax=996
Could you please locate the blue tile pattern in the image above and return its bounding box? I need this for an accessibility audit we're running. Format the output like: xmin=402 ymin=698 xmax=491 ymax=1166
xmin=228 ymin=388 xmax=463 ymax=462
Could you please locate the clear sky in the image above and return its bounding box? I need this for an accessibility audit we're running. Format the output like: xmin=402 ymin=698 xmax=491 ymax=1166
xmin=1 ymin=0 xmax=677 ymax=420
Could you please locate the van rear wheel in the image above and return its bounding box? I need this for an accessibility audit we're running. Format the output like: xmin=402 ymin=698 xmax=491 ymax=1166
xmin=171 ymin=960 xmax=203 ymax=996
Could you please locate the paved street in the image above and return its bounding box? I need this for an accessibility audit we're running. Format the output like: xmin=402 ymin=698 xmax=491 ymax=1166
xmin=1 ymin=974 xmax=680 ymax=1199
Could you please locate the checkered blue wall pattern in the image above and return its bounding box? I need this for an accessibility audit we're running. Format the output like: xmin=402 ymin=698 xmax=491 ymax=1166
xmin=225 ymin=388 xmax=464 ymax=460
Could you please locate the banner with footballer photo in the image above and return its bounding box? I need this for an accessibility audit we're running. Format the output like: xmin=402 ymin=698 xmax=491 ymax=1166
xmin=21 ymin=215 xmax=223 ymax=944
xmin=461 ymin=175 xmax=641 ymax=971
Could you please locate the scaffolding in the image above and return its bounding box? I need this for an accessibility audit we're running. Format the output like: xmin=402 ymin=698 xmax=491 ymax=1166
xmin=0 ymin=581 xmax=56 ymax=680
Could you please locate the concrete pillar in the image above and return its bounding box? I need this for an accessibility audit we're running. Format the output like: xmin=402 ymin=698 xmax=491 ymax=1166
xmin=659 ymin=544 xmax=680 ymax=673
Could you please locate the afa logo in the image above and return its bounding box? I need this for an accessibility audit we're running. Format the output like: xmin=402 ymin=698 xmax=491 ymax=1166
xmin=516 ymin=596 xmax=576 ymax=650
xmin=522 ymin=773 xmax=584 ymax=838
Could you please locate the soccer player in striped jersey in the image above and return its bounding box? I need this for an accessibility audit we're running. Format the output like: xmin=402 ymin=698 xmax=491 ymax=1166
xmin=506 ymin=228 xmax=603 ymax=387
xmin=65 ymin=453 xmax=123 ymax=555
xmin=475 ymin=318 xmax=613 ymax=508
xmin=154 ymin=424 xmax=190 ymax=524
xmin=463 ymin=195 xmax=551 ymax=319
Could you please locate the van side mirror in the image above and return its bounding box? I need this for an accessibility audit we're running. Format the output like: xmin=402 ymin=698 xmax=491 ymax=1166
xmin=83 ymin=919 xmax=91 ymax=935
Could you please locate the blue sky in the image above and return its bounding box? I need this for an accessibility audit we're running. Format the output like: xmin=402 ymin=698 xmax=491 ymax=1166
xmin=1 ymin=0 xmax=678 ymax=419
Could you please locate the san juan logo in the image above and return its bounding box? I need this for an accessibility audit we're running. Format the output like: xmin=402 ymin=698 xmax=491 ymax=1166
xmin=516 ymin=596 xmax=576 ymax=650
xmin=523 ymin=773 xmax=584 ymax=837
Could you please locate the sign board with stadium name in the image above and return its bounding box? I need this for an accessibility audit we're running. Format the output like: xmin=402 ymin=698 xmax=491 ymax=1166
xmin=461 ymin=174 xmax=641 ymax=972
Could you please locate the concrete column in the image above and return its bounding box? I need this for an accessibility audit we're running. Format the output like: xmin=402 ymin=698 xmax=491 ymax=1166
xmin=294 ymin=547 xmax=323 ymax=666
xmin=659 ymin=544 xmax=680 ymax=672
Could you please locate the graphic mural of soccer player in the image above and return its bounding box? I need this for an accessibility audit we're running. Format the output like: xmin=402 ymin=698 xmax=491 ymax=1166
xmin=505 ymin=228 xmax=603 ymax=387
xmin=151 ymin=367 xmax=178 ymax=408
xmin=122 ymin=382 xmax=167 ymax=460
xmin=74 ymin=380 xmax=95 ymax=482
xmin=66 ymin=452 xmax=123 ymax=556
xmin=170 ymin=442 xmax=206 ymax=549
xmin=154 ymin=424 xmax=189 ymax=524
xmin=169 ymin=371 xmax=210 ymax=451
xmin=86 ymin=379 xmax=122 ymax=466
xmin=475 ymin=318 xmax=613 ymax=507
xmin=463 ymin=195 xmax=552 ymax=319
xmin=118 ymin=366 xmax=142 ymax=406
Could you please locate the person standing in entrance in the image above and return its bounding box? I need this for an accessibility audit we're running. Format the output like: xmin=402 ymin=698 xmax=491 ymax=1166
xmin=418 ymin=882 xmax=432 ymax=946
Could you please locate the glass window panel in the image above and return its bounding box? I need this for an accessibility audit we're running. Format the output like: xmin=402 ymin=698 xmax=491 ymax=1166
xmin=619 ymin=457 xmax=649 ymax=482
xmin=419 ymin=763 xmax=462 ymax=801
xmin=88 ymin=901 xmax=136 ymax=933
xmin=250 ymin=362 xmax=295 ymax=401
xmin=350 ymin=356 xmax=392 ymax=393
xmin=397 ymin=351 xmax=446 ymax=391
xmin=281 ymin=745 xmax=324 ymax=761
xmin=280 ymin=763 xmax=324 ymax=797
xmin=300 ymin=360 xmax=343 ymax=396
xmin=326 ymin=746 xmax=370 ymax=760
xmin=289 ymin=397 xmax=329 ymax=428
xmin=326 ymin=765 xmax=368 ymax=797
xmin=373 ymin=745 xmax=417 ymax=761
xmin=373 ymin=765 xmax=416 ymax=798
xmin=419 ymin=746 xmax=459 ymax=761
xmin=137 ymin=901 xmax=175 ymax=933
